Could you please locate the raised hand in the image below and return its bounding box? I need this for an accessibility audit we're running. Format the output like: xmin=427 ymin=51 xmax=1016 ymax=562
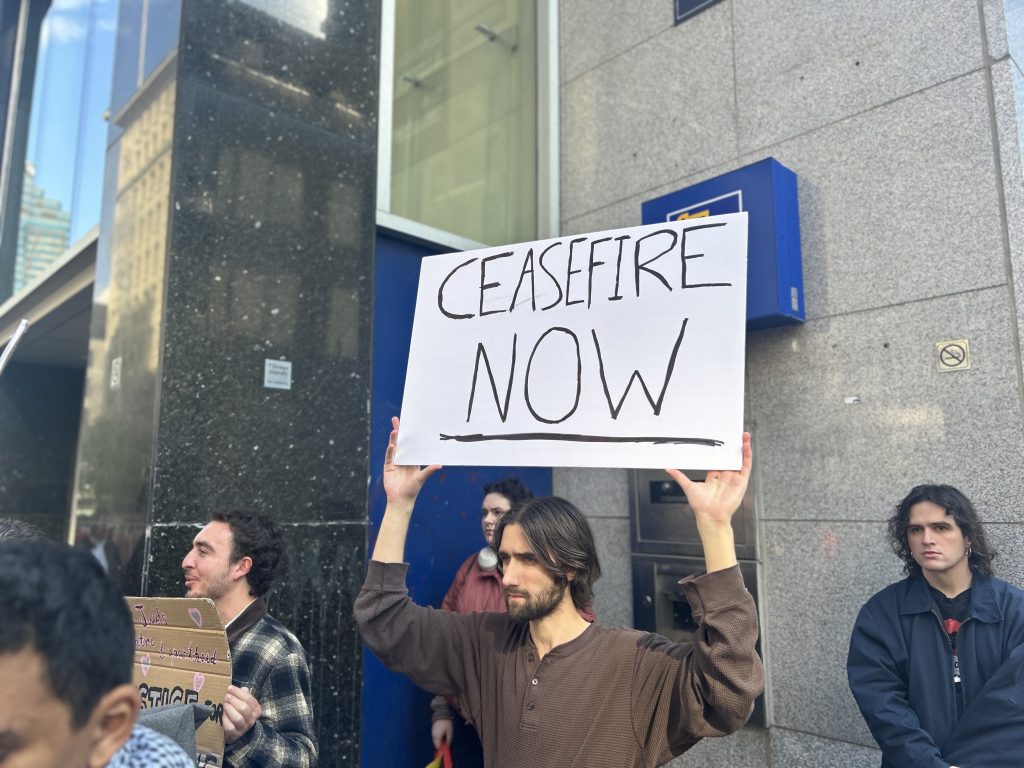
xmin=382 ymin=416 xmax=442 ymax=505
xmin=372 ymin=417 xmax=443 ymax=563
xmin=665 ymin=433 xmax=751 ymax=573
xmin=665 ymin=432 xmax=751 ymax=529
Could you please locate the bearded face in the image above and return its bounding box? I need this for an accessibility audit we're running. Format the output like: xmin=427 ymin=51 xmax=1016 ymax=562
xmin=504 ymin=578 xmax=565 ymax=622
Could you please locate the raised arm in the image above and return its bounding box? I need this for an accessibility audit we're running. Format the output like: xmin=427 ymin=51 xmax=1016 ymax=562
xmin=356 ymin=418 xmax=480 ymax=699
xmin=372 ymin=416 xmax=442 ymax=563
xmin=665 ymin=432 xmax=751 ymax=573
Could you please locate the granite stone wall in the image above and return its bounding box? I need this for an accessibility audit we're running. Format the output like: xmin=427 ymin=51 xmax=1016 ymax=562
xmin=556 ymin=1 xmax=1024 ymax=764
xmin=0 ymin=362 xmax=83 ymax=540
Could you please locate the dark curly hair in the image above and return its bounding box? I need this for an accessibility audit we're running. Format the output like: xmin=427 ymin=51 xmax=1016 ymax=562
xmin=482 ymin=477 xmax=534 ymax=507
xmin=493 ymin=496 xmax=601 ymax=612
xmin=887 ymin=484 xmax=995 ymax=578
xmin=0 ymin=540 xmax=134 ymax=727
xmin=211 ymin=511 xmax=287 ymax=597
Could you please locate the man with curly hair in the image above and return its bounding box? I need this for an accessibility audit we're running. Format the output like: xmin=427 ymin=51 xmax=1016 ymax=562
xmin=847 ymin=485 xmax=1024 ymax=768
xmin=182 ymin=511 xmax=316 ymax=767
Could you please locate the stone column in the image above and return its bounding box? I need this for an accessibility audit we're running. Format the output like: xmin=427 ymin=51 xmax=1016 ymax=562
xmin=71 ymin=1 xmax=379 ymax=762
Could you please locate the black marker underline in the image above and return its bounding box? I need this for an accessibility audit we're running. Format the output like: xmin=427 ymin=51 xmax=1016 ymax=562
xmin=439 ymin=433 xmax=723 ymax=446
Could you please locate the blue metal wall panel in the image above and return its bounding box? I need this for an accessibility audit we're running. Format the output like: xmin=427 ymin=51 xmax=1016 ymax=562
xmin=363 ymin=231 xmax=552 ymax=767
xmin=641 ymin=158 xmax=804 ymax=330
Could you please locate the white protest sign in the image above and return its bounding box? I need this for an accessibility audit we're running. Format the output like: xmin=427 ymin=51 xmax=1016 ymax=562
xmin=397 ymin=213 xmax=748 ymax=469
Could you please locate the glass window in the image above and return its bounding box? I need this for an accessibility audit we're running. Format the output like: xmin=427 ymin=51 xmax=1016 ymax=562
xmin=12 ymin=0 xmax=117 ymax=295
xmin=387 ymin=0 xmax=538 ymax=246
xmin=109 ymin=0 xmax=182 ymax=115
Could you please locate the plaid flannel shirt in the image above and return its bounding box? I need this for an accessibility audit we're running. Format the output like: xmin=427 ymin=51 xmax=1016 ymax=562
xmin=225 ymin=600 xmax=317 ymax=768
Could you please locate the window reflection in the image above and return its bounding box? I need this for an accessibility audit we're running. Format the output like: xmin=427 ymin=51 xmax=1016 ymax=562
xmin=14 ymin=162 xmax=70 ymax=292
xmin=72 ymin=70 xmax=177 ymax=596
xmin=69 ymin=0 xmax=181 ymax=595
xmin=390 ymin=0 xmax=538 ymax=246
xmin=236 ymin=0 xmax=329 ymax=39
xmin=12 ymin=0 xmax=116 ymax=294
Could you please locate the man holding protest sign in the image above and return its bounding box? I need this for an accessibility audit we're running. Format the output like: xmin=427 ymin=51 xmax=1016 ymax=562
xmin=181 ymin=511 xmax=316 ymax=767
xmin=356 ymin=418 xmax=763 ymax=767
xmin=429 ymin=477 xmax=535 ymax=764
xmin=0 ymin=539 xmax=194 ymax=768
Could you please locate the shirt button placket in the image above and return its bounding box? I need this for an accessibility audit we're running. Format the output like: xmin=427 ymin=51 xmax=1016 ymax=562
xmin=524 ymin=675 xmax=540 ymax=720
xmin=523 ymin=653 xmax=541 ymax=723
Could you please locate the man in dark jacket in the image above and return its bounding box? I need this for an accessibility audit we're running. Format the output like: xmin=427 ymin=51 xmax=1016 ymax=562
xmin=847 ymin=485 xmax=1024 ymax=768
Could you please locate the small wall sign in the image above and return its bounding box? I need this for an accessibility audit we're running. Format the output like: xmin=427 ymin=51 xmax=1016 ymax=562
xmin=935 ymin=340 xmax=970 ymax=372
xmin=110 ymin=356 xmax=122 ymax=390
xmin=264 ymin=359 xmax=293 ymax=389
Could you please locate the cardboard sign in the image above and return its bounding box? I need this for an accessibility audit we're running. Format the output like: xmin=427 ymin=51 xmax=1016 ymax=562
xmin=126 ymin=597 xmax=231 ymax=765
xmin=397 ymin=213 xmax=748 ymax=470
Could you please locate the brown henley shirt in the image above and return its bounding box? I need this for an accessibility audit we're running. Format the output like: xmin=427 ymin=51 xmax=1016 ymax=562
xmin=355 ymin=561 xmax=763 ymax=767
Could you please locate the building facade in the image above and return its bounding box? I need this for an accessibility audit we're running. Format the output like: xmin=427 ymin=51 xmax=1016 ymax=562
xmin=14 ymin=162 xmax=71 ymax=293
xmin=1 ymin=1 xmax=1023 ymax=766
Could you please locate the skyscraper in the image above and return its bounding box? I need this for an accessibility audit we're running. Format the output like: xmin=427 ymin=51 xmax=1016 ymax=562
xmin=14 ymin=162 xmax=71 ymax=293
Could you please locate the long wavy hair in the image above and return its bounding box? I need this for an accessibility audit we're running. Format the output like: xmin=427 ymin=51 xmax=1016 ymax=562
xmin=493 ymin=496 xmax=600 ymax=611
xmin=887 ymin=484 xmax=995 ymax=578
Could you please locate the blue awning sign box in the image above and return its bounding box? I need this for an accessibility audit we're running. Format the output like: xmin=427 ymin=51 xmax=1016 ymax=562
xmin=642 ymin=158 xmax=804 ymax=330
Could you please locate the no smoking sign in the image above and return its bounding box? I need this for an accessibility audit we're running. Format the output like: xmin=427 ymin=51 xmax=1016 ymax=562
xmin=936 ymin=339 xmax=970 ymax=372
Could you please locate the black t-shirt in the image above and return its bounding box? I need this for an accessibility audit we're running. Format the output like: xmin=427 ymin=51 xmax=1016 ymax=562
xmin=930 ymin=585 xmax=971 ymax=719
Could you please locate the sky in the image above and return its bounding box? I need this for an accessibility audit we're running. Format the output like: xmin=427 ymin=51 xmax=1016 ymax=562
xmin=25 ymin=0 xmax=118 ymax=244
xmin=23 ymin=0 xmax=328 ymax=245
